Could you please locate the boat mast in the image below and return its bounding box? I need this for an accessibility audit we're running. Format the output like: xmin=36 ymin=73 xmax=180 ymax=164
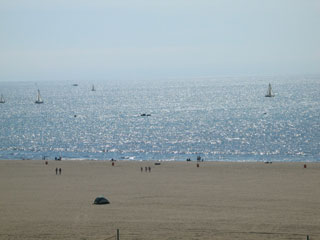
xmin=268 ymin=83 xmax=272 ymax=95
xmin=35 ymin=89 xmax=43 ymax=103
xmin=265 ymin=83 xmax=274 ymax=97
xmin=0 ymin=94 xmax=5 ymax=103
xmin=37 ymin=90 xmax=41 ymax=102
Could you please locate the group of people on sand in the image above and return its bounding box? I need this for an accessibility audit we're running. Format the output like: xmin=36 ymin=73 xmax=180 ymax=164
xmin=55 ymin=168 xmax=62 ymax=175
xmin=44 ymin=160 xmax=62 ymax=175
xmin=141 ymin=166 xmax=151 ymax=172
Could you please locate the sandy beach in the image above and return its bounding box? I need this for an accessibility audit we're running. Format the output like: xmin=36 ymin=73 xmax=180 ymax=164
xmin=0 ymin=160 xmax=319 ymax=240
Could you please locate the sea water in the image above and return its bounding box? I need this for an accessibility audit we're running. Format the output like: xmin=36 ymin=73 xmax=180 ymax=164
xmin=0 ymin=75 xmax=319 ymax=161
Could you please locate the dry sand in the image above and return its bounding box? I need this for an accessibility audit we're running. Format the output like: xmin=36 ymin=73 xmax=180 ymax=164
xmin=0 ymin=160 xmax=319 ymax=240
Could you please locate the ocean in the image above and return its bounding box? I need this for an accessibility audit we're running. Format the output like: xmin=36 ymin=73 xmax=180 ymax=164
xmin=0 ymin=75 xmax=319 ymax=162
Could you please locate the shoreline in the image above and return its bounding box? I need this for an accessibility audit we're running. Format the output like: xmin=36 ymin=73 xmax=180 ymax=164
xmin=0 ymin=157 xmax=319 ymax=163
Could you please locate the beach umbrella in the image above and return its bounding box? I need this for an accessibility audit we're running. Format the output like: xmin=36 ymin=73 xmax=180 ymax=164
xmin=94 ymin=196 xmax=110 ymax=205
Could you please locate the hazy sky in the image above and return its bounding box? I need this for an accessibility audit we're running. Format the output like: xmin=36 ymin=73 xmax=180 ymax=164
xmin=0 ymin=0 xmax=319 ymax=82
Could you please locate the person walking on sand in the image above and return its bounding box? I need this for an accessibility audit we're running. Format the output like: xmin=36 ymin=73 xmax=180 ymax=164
xmin=55 ymin=168 xmax=58 ymax=175
xmin=59 ymin=168 xmax=61 ymax=175
xmin=148 ymin=166 xmax=151 ymax=172
xmin=140 ymin=167 xmax=143 ymax=172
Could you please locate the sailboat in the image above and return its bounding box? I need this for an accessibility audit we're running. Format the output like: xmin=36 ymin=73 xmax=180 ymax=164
xmin=0 ymin=94 xmax=5 ymax=103
xmin=35 ymin=89 xmax=44 ymax=104
xmin=91 ymin=84 xmax=96 ymax=91
xmin=265 ymin=83 xmax=275 ymax=97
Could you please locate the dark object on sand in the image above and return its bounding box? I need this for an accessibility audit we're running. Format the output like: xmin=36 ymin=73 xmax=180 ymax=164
xmin=94 ymin=197 xmax=110 ymax=205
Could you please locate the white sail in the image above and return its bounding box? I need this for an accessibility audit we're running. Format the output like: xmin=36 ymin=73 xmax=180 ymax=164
xmin=0 ymin=94 xmax=5 ymax=103
xmin=35 ymin=89 xmax=44 ymax=104
xmin=265 ymin=83 xmax=275 ymax=97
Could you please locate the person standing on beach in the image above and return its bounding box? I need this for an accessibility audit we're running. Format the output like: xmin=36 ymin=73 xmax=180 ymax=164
xmin=55 ymin=168 xmax=58 ymax=175
xmin=59 ymin=168 xmax=61 ymax=175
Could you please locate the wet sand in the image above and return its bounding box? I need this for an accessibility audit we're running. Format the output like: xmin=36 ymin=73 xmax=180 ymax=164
xmin=0 ymin=160 xmax=319 ymax=240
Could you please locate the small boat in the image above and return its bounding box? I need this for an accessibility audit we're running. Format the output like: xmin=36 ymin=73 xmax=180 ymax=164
xmin=0 ymin=94 xmax=5 ymax=103
xmin=91 ymin=84 xmax=96 ymax=91
xmin=140 ymin=113 xmax=151 ymax=117
xmin=265 ymin=83 xmax=275 ymax=97
xmin=35 ymin=89 xmax=44 ymax=104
